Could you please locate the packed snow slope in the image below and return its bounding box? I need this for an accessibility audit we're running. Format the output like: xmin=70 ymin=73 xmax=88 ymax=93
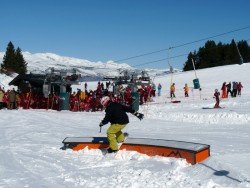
xmin=1 ymin=63 xmax=250 ymax=188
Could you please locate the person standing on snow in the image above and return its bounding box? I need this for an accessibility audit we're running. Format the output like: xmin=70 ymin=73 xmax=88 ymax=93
xmin=226 ymin=82 xmax=232 ymax=97
xmin=221 ymin=82 xmax=227 ymax=98
xmin=99 ymin=96 xmax=144 ymax=153
xmin=237 ymin=82 xmax=243 ymax=96
xmin=157 ymin=83 xmax=162 ymax=96
xmin=170 ymin=83 xmax=176 ymax=98
xmin=183 ymin=83 xmax=189 ymax=97
xmin=214 ymin=89 xmax=221 ymax=108
xmin=0 ymin=87 xmax=4 ymax=109
xmin=232 ymin=82 xmax=238 ymax=97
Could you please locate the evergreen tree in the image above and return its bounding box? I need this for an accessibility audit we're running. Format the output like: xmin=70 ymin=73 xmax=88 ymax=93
xmin=183 ymin=52 xmax=196 ymax=71
xmin=0 ymin=41 xmax=27 ymax=75
xmin=15 ymin=47 xmax=27 ymax=74
xmin=183 ymin=39 xmax=250 ymax=71
xmin=226 ymin=39 xmax=240 ymax=65
xmin=1 ymin=41 xmax=16 ymax=74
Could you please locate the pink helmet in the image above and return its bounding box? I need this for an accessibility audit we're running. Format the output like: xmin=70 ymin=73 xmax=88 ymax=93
xmin=100 ymin=96 xmax=110 ymax=107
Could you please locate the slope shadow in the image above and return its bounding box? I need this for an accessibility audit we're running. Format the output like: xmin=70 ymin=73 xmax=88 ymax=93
xmin=201 ymin=163 xmax=250 ymax=183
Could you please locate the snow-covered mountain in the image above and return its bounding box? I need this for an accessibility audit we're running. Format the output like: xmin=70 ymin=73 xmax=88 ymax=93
xmin=0 ymin=51 xmax=175 ymax=78
xmin=0 ymin=51 xmax=133 ymax=77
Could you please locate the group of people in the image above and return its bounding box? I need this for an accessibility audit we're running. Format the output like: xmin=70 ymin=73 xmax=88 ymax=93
xmin=157 ymin=83 xmax=190 ymax=98
xmin=221 ymin=81 xmax=243 ymax=98
xmin=0 ymin=87 xmax=27 ymax=110
xmin=214 ymin=81 xmax=243 ymax=108
xmin=0 ymin=81 xmax=156 ymax=112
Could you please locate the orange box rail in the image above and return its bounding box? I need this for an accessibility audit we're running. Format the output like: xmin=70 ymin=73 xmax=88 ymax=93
xmin=62 ymin=137 xmax=210 ymax=165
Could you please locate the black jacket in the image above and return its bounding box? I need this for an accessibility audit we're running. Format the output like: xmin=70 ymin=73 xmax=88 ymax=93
xmin=101 ymin=102 xmax=135 ymax=125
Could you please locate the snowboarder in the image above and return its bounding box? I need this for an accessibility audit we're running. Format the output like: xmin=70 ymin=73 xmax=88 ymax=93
xmin=183 ymin=83 xmax=189 ymax=97
xmin=213 ymin=89 xmax=221 ymax=108
xmin=99 ymin=96 xmax=144 ymax=153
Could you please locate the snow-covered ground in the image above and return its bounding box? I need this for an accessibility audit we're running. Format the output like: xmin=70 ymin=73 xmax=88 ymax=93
xmin=1 ymin=63 xmax=250 ymax=187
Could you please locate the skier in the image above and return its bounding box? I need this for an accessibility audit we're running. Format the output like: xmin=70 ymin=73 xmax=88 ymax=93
xmin=183 ymin=83 xmax=189 ymax=97
xmin=157 ymin=83 xmax=162 ymax=96
xmin=170 ymin=83 xmax=176 ymax=98
xmin=213 ymin=89 xmax=221 ymax=108
xmin=99 ymin=96 xmax=144 ymax=153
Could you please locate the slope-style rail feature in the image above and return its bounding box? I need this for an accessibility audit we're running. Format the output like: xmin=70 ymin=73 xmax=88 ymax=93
xmin=62 ymin=137 xmax=210 ymax=165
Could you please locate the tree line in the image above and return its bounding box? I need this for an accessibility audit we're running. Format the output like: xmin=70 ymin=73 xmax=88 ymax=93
xmin=183 ymin=39 xmax=250 ymax=71
xmin=0 ymin=41 xmax=27 ymax=75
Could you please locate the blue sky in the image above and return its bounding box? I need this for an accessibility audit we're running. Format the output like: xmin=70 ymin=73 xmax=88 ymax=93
xmin=0 ymin=0 xmax=249 ymax=69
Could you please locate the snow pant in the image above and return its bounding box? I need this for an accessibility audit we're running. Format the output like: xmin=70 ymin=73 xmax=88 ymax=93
xmin=185 ymin=92 xmax=189 ymax=97
xmin=8 ymin=102 xmax=16 ymax=110
xmin=238 ymin=89 xmax=241 ymax=96
xmin=158 ymin=90 xmax=161 ymax=96
xmin=214 ymin=99 xmax=220 ymax=108
xmin=232 ymin=89 xmax=237 ymax=97
xmin=107 ymin=124 xmax=126 ymax=150
xmin=170 ymin=92 xmax=175 ymax=98
xmin=227 ymin=90 xmax=232 ymax=97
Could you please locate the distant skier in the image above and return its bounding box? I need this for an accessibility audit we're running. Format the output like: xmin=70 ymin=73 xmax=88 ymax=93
xmin=183 ymin=83 xmax=189 ymax=97
xmin=226 ymin=82 xmax=232 ymax=97
xmin=221 ymin=82 xmax=227 ymax=98
xmin=213 ymin=89 xmax=221 ymax=108
xmin=237 ymin=82 xmax=243 ymax=96
xmin=232 ymin=82 xmax=238 ymax=97
xmin=157 ymin=83 xmax=162 ymax=96
xmin=99 ymin=96 xmax=144 ymax=153
xmin=170 ymin=83 xmax=176 ymax=98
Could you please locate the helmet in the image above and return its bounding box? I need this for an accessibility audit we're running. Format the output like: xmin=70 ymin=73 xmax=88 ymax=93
xmin=100 ymin=96 xmax=110 ymax=107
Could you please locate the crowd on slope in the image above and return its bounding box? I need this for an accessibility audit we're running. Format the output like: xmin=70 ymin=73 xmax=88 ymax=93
xmin=0 ymin=81 xmax=156 ymax=111
xmin=214 ymin=81 xmax=243 ymax=108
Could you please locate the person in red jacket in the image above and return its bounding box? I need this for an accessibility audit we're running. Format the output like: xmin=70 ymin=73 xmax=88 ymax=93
xmin=221 ymin=82 xmax=227 ymax=98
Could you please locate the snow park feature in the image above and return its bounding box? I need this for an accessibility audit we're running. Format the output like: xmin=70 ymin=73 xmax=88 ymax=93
xmin=1 ymin=51 xmax=250 ymax=187
xmin=62 ymin=137 xmax=210 ymax=164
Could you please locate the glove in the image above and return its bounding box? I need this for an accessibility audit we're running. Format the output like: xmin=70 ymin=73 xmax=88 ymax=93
xmin=99 ymin=122 xmax=104 ymax=127
xmin=134 ymin=112 xmax=144 ymax=120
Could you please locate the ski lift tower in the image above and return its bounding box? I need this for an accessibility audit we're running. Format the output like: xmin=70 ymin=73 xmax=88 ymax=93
xmin=43 ymin=67 xmax=81 ymax=110
xmin=234 ymin=39 xmax=244 ymax=65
